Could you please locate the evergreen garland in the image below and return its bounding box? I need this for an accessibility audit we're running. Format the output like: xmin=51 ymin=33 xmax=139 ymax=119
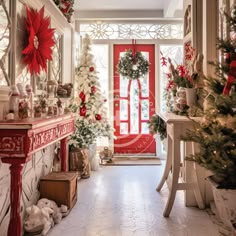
xmin=117 ymin=49 xmax=150 ymax=79
xmin=147 ymin=114 xmax=167 ymax=141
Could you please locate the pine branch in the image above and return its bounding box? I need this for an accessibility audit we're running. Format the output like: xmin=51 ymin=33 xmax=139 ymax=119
xmin=225 ymin=5 xmax=236 ymax=32
xmin=204 ymin=76 xmax=225 ymax=94
xmin=217 ymin=38 xmax=235 ymax=52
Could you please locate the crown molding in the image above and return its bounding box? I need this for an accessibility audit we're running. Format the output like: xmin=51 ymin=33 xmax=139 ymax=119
xmin=74 ymin=9 xmax=164 ymax=20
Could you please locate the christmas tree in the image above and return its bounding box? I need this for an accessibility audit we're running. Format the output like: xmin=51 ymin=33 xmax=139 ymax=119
xmin=70 ymin=34 xmax=114 ymax=149
xmin=183 ymin=7 xmax=236 ymax=189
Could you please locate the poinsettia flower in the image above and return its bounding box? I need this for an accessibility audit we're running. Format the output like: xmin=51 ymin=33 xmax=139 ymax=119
xmin=22 ymin=6 xmax=55 ymax=75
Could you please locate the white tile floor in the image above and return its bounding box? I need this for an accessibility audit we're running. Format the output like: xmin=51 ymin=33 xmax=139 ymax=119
xmin=47 ymin=165 xmax=220 ymax=236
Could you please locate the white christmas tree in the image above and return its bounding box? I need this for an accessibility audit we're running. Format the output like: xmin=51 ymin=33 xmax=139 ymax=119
xmin=70 ymin=34 xmax=114 ymax=149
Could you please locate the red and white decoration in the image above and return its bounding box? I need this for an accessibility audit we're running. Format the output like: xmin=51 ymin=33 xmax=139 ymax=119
xmin=22 ymin=6 xmax=55 ymax=75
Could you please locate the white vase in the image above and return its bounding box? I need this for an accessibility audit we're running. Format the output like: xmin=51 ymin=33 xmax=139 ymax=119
xmin=185 ymin=88 xmax=197 ymax=106
xmin=88 ymin=143 xmax=99 ymax=171
xmin=208 ymin=176 xmax=236 ymax=232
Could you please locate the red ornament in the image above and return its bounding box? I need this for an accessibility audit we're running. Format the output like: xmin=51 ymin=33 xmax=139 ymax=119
xmin=91 ymin=86 xmax=96 ymax=93
xmin=104 ymin=99 xmax=107 ymax=102
xmin=89 ymin=66 xmax=94 ymax=72
xmin=80 ymin=105 xmax=87 ymax=116
xmin=79 ymin=91 xmax=86 ymax=102
xmin=22 ymin=6 xmax=55 ymax=75
xmin=95 ymin=114 xmax=102 ymax=120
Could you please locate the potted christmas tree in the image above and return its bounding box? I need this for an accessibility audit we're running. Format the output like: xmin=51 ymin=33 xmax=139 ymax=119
xmin=69 ymin=34 xmax=114 ymax=175
xmin=182 ymin=6 xmax=236 ymax=234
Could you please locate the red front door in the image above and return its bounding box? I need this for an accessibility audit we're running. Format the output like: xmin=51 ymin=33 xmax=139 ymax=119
xmin=113 ymin=44 xmax=156 ymax=154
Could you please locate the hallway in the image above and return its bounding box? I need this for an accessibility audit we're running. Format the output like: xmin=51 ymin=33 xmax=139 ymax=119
xmin=47 ymin=166 xmax=219 ymax=236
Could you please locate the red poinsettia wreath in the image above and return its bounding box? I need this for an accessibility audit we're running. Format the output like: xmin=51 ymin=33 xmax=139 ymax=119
xmin=22 ymin=6 xmax=55 ymax=75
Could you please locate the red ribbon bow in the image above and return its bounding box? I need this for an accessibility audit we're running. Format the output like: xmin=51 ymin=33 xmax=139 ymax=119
xmin=132 ymin=39 xmax=136 ymax=63
xmin=223 ymin=60 xmax=236 ymax=95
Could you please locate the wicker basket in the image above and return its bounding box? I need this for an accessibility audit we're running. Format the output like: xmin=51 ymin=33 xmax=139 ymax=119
xmin=69 ymin=147 xmax=90 ymax=178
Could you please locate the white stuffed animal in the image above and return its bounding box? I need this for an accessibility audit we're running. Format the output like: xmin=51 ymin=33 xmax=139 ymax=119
xmin=24 ymin=205 xmax=54 ymax=236
xmin=37 ymin=198 xmax=68 ymax=224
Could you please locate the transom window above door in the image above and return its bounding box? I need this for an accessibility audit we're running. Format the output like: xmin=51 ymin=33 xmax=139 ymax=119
xmin=79 ymin=22 xmax=183 ymax=39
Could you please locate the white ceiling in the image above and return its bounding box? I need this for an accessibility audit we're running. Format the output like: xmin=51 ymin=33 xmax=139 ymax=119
xmin=74 ymin=0 xmax=183 ymax=19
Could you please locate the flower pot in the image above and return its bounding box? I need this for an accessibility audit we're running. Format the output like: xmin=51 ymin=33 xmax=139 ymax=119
xmin=176 ymin=87 xmax=186 ymax=98
xmin=207 ymin=176 xmax=236 ymax=233
xmin=185 ymin=88 xmax=197 ymax=106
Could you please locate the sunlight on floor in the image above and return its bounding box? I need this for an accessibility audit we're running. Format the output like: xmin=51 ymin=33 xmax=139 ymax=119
xmin=47 ymin=165 xmax=220 ymax=236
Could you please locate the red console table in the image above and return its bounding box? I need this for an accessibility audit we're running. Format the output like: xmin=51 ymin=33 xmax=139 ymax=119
xmin=0 ymin=114 xmax=75 ymax=236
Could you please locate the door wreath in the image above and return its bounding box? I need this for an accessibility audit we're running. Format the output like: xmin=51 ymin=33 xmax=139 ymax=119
xmin=117 ymin=49 xmax=150 ymax=80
